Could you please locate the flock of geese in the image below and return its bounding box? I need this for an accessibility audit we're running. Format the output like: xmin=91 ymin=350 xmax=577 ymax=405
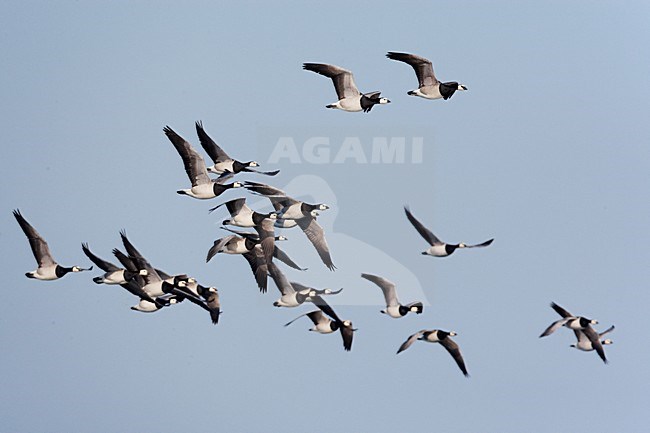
xmin=13 ymin=52 xmax=614 ymax=376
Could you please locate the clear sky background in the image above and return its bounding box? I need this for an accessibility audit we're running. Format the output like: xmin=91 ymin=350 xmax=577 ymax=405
xmin=1 ymin=1 xmax=649 ymax=432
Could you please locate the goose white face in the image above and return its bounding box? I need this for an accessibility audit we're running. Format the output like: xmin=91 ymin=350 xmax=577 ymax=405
xmin=323 ymin=288 xmax=332 ymax=294
xmin=72 ymin=266 xmax=82 ymax=272
xmin=379 ymin=97 xmax=390 ymax=104
xmin=269 ymin=212 xmax=278 ymax=220
xmin=310 ymin=210 xmax=320 ymax=217
xmin=458 ymin=84 xmax=468 ymax=91
xmin=277 ymin=235 xmax=288 ymax=241
xmin=590 ymin=319 xmax=598 ymax=324
xmin=170 ymin=298 xmax=178 ymax=304
xmin=318 ymin=204 xmax=329 ymax=210
xmin=458 ymin=243 xmax=467 ymax=248
xmin=449 ymin=331 xmax=457 ymax=336
xmin=177 ymin=280 xmax=187 ymax=287
xmin=208 ymin=287 xmax=218 ymax=293
xmin=343 ymin=320 xmax=351 ymax=327
xmin=233 ymin=182 xmax=243 ymax=188
xmin=188 ymin=277 xmax=197 ymax=284
xmin=249 ymin=161 xmax=259 ymax=167
xmin=603 ymin=339 xmax=613 ymax=345
xmin=139 ymin=269 xmax=149 ymax=276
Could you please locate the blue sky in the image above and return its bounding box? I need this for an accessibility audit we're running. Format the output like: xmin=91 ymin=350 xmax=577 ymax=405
xmin=1 ymin=1 xmax=649 ymax=432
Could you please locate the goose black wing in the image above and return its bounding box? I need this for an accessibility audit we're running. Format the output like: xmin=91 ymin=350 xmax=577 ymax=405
xmin=386 ymin=52 xmax=438 ymax=87
xmin=404 ymin=206 xmax=442 ymax=246
xmin=303 ymin=63 xmax=360 ymax=99
xmin=13 ymin=209 xmax=56 ymax=267
xmin=82 ymin=243 xmax=120 ymax=272
xmin=195 ymin=120 xmax=231 ymax=163
xmin=440 ymin=336 xmax=469 ymax=377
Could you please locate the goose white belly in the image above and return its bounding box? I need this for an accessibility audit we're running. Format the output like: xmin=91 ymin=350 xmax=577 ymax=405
xmin=186 ymin=183 xmax=216 ymax=199
xmin=101 ymin=270 xmax=128 ymax=284
xmin=334 ymin=96 xmax=363 ymax=112
xmin=225 ymin=239 xmax=250 ymax=254
xmin=574 ymin=341 xmax=593 ymax=351
xmin=32 ymin=265 xmax=60 ymax=280
xmin=426 ymin=245 xmax=449 ymax=256
xmin=229 ymin=213 xmax=255 ymax=227
xmin=279 ymin=203 xmax=305 ymax=220
xmin=384 ymin=305 xmax=403 ymax=318
xmin=276 ymin=294 xmax=301 ymax=307
xmin=142 ymin=281 xmax=165 ymax=298
xmin=423 ymin=333 xmax=441 ymax=343
xmin=132 ymin=300 xmax=160 ymax=312
xmin=313 ymin=322 xmax=335 ymax=334
xmin=274 ymin=219 xmax=298 ymax=229
xmin=212 ymin=160 xmax=235 ymax=174
xmin=565 ymin=319 xmax=583 ymax=330
xmin=415 ymin=85 xmax=443 ymax=100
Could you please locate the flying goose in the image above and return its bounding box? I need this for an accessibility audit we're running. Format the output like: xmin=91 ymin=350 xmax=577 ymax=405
xmin=291 ymin=281 xmax=342 ymax=297
xmin=206 ymin=230 xmax=304 ymax=293
xmin=309 ymin=294 xmax=356 ymax=351
xmin=404 ymin=206 xmax=493 ymax=257
xmin=195 ymin=121 xmax=279 ymax=177
xmin=13 ymin=209 xmax=92 ymax=280
xmin=268 ymin=262 xmax=315 ymax=307
xmin=361 ymin=273 xmax=423 ymax=318
xmin=397 ymin=329 xmax=469 ymax=377
xmin=209 ymin=198 xmax=278 ymax=228
xmin=111 ymin=248 xmax=180 ymax=311
xmin=163 ymin=126 xmax=243 ymax=199
xmin=303 ymin=63 xmax=390 ymax=112
xmin=215 ymin=227 xmax=306 ymax=270
xmin=284 ymin=308 xmax=355 ymax=352
xmin=268 ymin=198 xmax=298 ymax=229
xmin=539 ymin=302 xmax=600 ymax=337
xmin=540 ymin=302 xmax=607 ymax=363
xmin=205 ymin=233 xmax=267 ymax=292
xmin=113 ymin=248 xmax=183 ymax=313
xmin=206 ymin=234 xmax=250 ymax=258
xmin=130 ymin=296 xmax=180 ymax=313
xmin=268 ymin=262 xmax=341 ymax=308
xmin=243 ymin=181 xmax=329 ymax=220
xmin=572 ymin=325 xmax=615 ymax=353
xmin=165 ymin=279 xmax=221 ymax=325
xmin=119 ymin=230 xmax=194 ymax=299
xmin=386 ymin=52 xmax=467 ymax=100
xmin=284 ymin=310 xmax=339 ymax=334
xmin=243 ymin=182 xmax=335 ymax=270
xmin=82 ymin=243 xmax=147 ymax=284
xmin=209 ymin=198 xmax=278 ymax=267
